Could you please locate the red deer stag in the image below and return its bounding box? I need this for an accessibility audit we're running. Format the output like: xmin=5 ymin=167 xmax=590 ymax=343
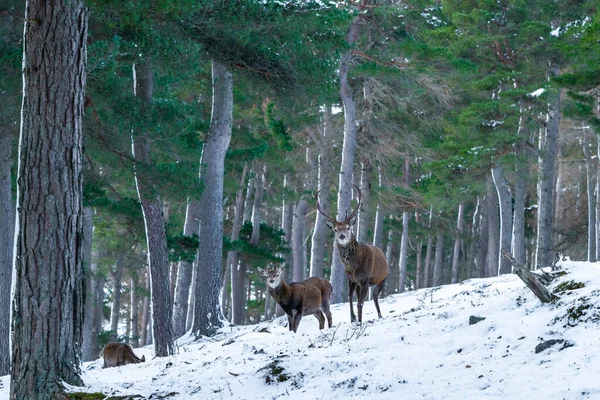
xmin=101 ymin=342 xmax=145 ymax=368
xmin=316 ymin=184 xmax=388 ymax=323
xmin=259 ymin=265 xmax=333 ymax=333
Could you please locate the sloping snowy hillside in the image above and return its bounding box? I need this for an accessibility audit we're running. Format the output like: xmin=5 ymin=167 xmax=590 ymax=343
xmin=1 ymin=258 xmax=599 ymax=399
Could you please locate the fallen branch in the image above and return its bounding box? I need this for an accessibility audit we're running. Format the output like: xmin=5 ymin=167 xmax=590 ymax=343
xmin=501 ymin=249 xmax=557 ymax=303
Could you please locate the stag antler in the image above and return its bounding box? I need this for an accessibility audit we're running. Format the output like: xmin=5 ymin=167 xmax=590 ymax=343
xmin=316 ymin=183 xmax=363 ymax=224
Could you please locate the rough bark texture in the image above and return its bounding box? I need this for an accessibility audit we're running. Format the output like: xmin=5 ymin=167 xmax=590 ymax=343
xmin=0 ymin=134 xmax=14 ymax=375
xmin=173 ymin=199 xmax=201 ymax=338
xmin=193 ymin=61 xmax=232 ymax=336
xmin=11 ymin=0 xmax=87 ymax=396
xmin=133 ymin=61 xmax=175 ymax=356
xmin=535 ymin=66 xmax=560 ymax=269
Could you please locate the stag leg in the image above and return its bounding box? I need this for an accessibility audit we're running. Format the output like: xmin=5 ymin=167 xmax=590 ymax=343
xmin=357 ymin=283 xmax=370 ymax=323
xmin=348 ymin=280 xmax=358 ymax=323
xmin=373 ymin=279 xmax=386 ymax=319
xmin=314 ymin=310 xmax=326 ymax=329
xmin=286 ymin=313 xmax=294 ymax=331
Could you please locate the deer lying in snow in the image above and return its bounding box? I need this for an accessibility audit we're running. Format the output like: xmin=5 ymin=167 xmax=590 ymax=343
xmin=316 ymin=183 xmax=389 ymax=324
xmin=259 ymin=265 xmax=333 ymax=333
xmin=101 ymin=342 xmax=145 ymax=368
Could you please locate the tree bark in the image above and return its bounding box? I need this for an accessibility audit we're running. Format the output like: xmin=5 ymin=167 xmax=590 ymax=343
xmin=173 ymin=199 xmax=201 ymax=338
xmin=485 ymin=178 xmax=500 ymax=277
xmin=130 ymin=277 xmax=140 ymax=347
xmin=132 ymin=61 xmax=175 ymax=356
xmin=372 ymin=166 xmax=385 ymax=249
xmin=11 ymin=0 xmax=87 ymax=396
xmin=398 ymin=211 xmax=410 ymax=292
xmin=0 ymin=133 xmax=14 ymax=375
xmin=193 ymin=61 xmax=232 ymax=336
xmin=227 ymin=164 xmax=247 ymax=324
xmin=432 ymin=231 xmax=444 ymax=287
xmin=81 ymin=207 xmax=99 ymax=362
xmin=535 ymin=65 xmax=560 ymax=268
xmin=357 ymin=159 xmax=372 ymax=243
xmin=109 ymin=254 xmax=125 ymax=336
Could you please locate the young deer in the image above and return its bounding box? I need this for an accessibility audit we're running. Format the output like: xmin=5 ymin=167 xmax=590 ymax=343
xmin=101 ymin=342 xmax=145 ymax=368
xmin=316 ymin=184 xmax=388 ymax=323
xmin=259 ymin=265 xmax=333 ymax=333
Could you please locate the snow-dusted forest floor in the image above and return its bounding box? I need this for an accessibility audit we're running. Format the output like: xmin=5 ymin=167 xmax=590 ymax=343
xmin=2 ymin=257 xmax=599 ymax=399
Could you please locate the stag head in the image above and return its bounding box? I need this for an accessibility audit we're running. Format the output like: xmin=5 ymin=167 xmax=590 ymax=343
xmin=315 ymin=184 xmax=362 ymax=246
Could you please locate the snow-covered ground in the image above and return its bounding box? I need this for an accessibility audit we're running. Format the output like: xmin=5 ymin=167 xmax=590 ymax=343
xmin=1 ymin=257 xmax=599 ymax=399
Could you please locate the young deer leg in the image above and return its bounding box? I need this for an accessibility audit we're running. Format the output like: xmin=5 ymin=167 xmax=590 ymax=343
xmin=348 ymin=280 xmax=358 ymax=323
xmin=322 ymin=299 xmax=333 ymax=328
xmin=286 ymin=313 xmax=294 ymax=331
xmin=292 ymin=309 xmax=303 ymax=333
xmin=373 ymin=279 xmax=386 ymax=319
xmin=314 ymin=310 xmax=326 ymax=329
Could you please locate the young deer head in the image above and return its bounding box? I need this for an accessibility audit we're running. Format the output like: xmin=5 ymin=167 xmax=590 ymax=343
xmin=315 ymin=184 xmax=388 ymax=323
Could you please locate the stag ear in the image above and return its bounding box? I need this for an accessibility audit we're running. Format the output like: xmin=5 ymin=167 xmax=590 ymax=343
xmin=325 ymin=220 xmax=335 ymax=230
xmin=258 ymin=267 xmax=266 ymax=276
xmin=277 ymin=265 xmax=285 ymax=275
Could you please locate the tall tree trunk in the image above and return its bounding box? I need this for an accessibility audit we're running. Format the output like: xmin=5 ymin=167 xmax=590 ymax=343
xmin=415 ymin=234 xmax=424 ymax=290
xmin=398 ymin=211 xmax=410 ymax=292
xmin=372 ymin=166 xmax=385 ymax=249
xmin=357 ymin=159 xmax=372 ymax=243
xmin=475 ymin=195 xmax=489 ymax=278
xmin=467 ymin=197 xmax=481 ymax=279
xmin=536 ymin=65 xmax=560 ymax=268
xmin=293 ymin=199 xmax=309 ymax=282
xmin=492 ymin=167 xmax=512 ymax=274
xmin=227 ymin=164 xmax=247 ymax=324
xmin=423 ymin=207 xmax=434 ymax=288
xmin=486 ymin=178 xmax=500 ymax=277
xmin=132 ymin=61 xmax=174 ymax=357
xmin=173 ymin=199 xmax=201 ymax=338
xmin=109 ymin=255 xmax=125 ymax=335
xmin=278 ymin=176 xmax=293 ymax=317
xmin=432 ymin=230 xmax=444 ymax=287
xmin=583 ymin=128 xmax=596 ymax=262
xmin=0 ymin=134 xmax=14 ymax=375
xmin=451 ymin=203 xmax=465 ymax=284
xmin=330 ymin=0 xmax=369 ymax=303
xmin=81 ymin=207 xmax=99 ymax=361
xmin=140 ymin=272 xmax=151 ymax=346
xmin=193 ymin=61 xmax=232 ymax=336
xmin=11 ymin=0 xmax=87 ymax=395
xmin=310 ymin=106 xmax=334 ymax=278
xmin=512 ymin=94 xmax=529 ymax=265
xmin=130 ymin=277 xmax=140 ymax=347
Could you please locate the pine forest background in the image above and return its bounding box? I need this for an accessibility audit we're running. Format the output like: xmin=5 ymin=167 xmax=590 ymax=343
xmin=1 ymin=0 xmax=599 ymax=375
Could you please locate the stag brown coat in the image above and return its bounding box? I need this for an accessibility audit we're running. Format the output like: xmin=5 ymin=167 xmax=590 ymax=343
xmin=316 ymin=183 xmax=389 ymax=323
xmin=101 ymin=342 xmax=145 ymax=368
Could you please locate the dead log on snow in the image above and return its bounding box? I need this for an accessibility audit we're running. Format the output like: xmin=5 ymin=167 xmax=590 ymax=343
xmin=501 ymin=249 xmax=557 ymax=303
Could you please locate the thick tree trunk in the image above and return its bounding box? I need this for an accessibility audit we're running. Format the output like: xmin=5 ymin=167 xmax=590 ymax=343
xmin=0 ymin=134 xmax=14 ymax=375
xmin=11 ymin=0 xmax=87 ymax=396
xmin=193 ymin=61 xmax=232 ymax=336
xmin=492 ymin=167 xmax=512 ymax=274
xmin=451 ymin=203 xmax=464 ymax=284
xmin=132 ymin=61 xmax=174 ymax=356
xmin=536 ymin=65 xmax=560 ymax=268
xmin=173 ymin=199 xmax=201 ymax=338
